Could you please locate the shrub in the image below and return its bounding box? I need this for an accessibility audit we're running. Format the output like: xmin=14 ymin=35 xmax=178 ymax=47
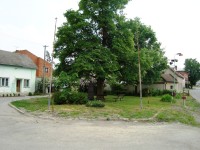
xmin=53 ymin=91 xmax=88 ymax=105
xmin=161 ymin=94 xmax=175 ymax=103
xmin=142 ymin=88 xmax=149 ymax=97
xmin=111 ymin=83 xmax=125 ymax=95
xmin=28 ymin=92 xmax=33 ymax=96
xmin=52 ymin=91 xmax=66 ymax=105
xmin=66 ymin=92 xmax=88 ymax=104
xmin=175 ymin=93 xmax=182 ymax=99
xmin=162 ymin=90 xmax=172 ymax=95
xmin=150 ymin=89 xmax=162 ymax=96
xmin=86 ymin=100 xmax=105 ymax=108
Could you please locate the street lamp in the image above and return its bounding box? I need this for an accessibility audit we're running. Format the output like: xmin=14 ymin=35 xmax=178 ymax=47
xmin=170 ymin=53 xmax=183 ymax=97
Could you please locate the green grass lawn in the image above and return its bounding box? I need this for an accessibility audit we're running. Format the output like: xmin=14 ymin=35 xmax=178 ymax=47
xmin=11 ymin=95 xmax=200 ymax=126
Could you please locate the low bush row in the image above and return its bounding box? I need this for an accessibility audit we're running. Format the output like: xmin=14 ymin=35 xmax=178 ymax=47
xmin=52 ymin=91 xmax=105 ymax=108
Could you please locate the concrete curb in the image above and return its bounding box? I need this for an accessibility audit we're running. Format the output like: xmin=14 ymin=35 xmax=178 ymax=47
xmin=8 ymin=103 xmax=25 ymax=114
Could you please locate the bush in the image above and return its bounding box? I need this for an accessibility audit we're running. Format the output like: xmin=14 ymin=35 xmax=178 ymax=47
xmin=175 ymin=93 xmax=182 ymax=99
xmin=52 ymin=91 xmax=66 ymax=105
xmin=86 ymin=100 xmax=105 ymax=108
xmin=53 ymin=91 xmax=88 ymax=105
xmin=150 ymin=89 xmax=162 ymax=96
xmin=28 ymin=92 xmax=33 ymax=96
xmin=161 ymin=94 xmax=175 ymax=103
xmin=162 ymin=90 xmax=172 ymax=95
xmin=142 ymin=88 xmax=149 ymax=97
xmin=66 ymin=92 xmax=88 ymax=104
xmin=111 ymin=83 xmax=125 ymax=95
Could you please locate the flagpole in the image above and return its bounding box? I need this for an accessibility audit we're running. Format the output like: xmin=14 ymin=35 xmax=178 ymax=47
xmin=49 ymin=17 xmax=57 ymax=112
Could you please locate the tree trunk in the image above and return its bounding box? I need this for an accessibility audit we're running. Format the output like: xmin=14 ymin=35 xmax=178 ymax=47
xmin=96 ymin=78 xmax=105 ymax=100
xmin=88 ymin=81 xmax=94 ymax=100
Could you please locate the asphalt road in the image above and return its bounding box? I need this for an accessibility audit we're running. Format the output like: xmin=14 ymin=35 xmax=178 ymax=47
xmin=190 ymin=88 xmax=200 ymax=103
xmin=0 ymin=96 xmax=200 ymax=150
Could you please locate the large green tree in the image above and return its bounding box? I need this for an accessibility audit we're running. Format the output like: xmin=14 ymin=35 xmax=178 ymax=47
xmin=54 ymin=0 xmax=133 ymax=100
xmin=184 ymin=58 xmax=200 ymax=88
xmin=54 ymin=0 xmax=167 ymax=99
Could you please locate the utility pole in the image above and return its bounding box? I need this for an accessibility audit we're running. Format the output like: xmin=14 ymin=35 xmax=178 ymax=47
xmin=136 ymin=22 xmax=143 ymax=109
xmin=43 ymin=45 xmax=48 ymax=95
xmin=48 ymin=17 xmax=57 ymax=112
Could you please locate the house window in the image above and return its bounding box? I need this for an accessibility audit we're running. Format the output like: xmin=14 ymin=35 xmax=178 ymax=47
xmin=45 ymin=67 xmax=49 ymax=73
xmin=24 ymin=79 xmax=30 ymax=88
xmin=0 ymin=77 xmax=9 ymax=87
xmin=170 ymin=85 xmax=173 ymax=89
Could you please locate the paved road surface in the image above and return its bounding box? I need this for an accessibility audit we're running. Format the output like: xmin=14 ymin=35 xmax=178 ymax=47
xmin=0 ymin=96 xmax=200 ymax=150
xmin=190 ymin=88 xmax=200 ymax=103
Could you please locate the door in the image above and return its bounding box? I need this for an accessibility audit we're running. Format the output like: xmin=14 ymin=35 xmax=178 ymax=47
xmin=16 ymin=80 xmax=21 ymax=92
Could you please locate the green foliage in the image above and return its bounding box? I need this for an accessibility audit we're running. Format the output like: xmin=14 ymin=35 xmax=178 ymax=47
xmin=150 ymin=89 xmax=162 ymax=96
xmin=53 ymin=91 xmax=88 ymax=105
xmin=111 ymin=83 xmax=125 ymax=95
xmin=142 ymin=88 xmax=149 ymax=97
xmin=54 ymin=0 xmax=167 ymax=97
xmin=162 ymin=90 xmax=172 ymax=95
xmin=28 ymin=92 xmax=33 ymax=96
xmin=184 ymin=58 xmax=200 ymax=88
xmin=126 ymin=18 xmax=168 ymax=84
xmin=52 ymin=92 xmax=66 ymax=105
xmin=174 ymin=93 xmax=182 ymax=99
xmin=149 ymin=89 xmax=172 ymax=96
xmin=86 ymin=100 xmax=105 ymax=108
xmin=66 ymin=92 xmax=88 ymax=104
xmin=161 ymin=94 xmax=174 ymax=103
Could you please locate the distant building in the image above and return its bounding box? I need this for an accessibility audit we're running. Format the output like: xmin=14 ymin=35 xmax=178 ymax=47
xmin=15 ymin=50 xmax=52 ymax=79
xmin=137 ymin=68 xmax=187 ymax=93
xmin=0 ymin=50 xmax=37 ymax=95
xmin=15 ymin=50 xmax=52 ymax=93
xmin=177 ymin=71 xmax=190 ymax=88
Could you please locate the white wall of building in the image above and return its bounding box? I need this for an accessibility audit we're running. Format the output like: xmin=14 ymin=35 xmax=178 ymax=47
xmin=0 ymin=65 xmax=36 ymax=95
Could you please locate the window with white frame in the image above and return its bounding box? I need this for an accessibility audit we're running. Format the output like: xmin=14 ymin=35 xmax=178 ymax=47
xmin=0 ymin=77 xmax=9 ymax=87
xmin=24 ymin=79 xmax=30 ymax=88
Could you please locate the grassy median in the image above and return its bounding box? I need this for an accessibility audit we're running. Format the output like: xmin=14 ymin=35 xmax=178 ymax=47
xmin=11 ymin=95 xmax=200 ymax=126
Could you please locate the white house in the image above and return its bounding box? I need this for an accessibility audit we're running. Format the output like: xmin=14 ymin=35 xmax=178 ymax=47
xmin=142 ymin=68 xmax=185 ymax=93
xmin=0 ymin=50 xmax=37 ymax=95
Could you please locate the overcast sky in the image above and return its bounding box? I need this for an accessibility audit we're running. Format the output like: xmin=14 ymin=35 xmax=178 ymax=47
xmin=1 ymin=0 xmax=200 ymax=69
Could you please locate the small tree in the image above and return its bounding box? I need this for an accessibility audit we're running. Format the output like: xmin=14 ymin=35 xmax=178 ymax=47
xmin=184 ymin=58 xmax=200 ymax=88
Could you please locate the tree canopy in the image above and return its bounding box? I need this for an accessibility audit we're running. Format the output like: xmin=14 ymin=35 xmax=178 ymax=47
xmin=184 ymin=58 xmax=200 ymax=88
xmin=54 ymin=0 xmax=167 ymax=99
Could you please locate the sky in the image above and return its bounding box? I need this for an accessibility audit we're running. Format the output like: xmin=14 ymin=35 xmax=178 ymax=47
xmin=0 ymin=0 xmax=200 ymax=70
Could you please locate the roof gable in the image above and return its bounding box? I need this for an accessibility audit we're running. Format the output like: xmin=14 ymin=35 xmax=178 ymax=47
xmin=0 ymin=50 xmax=37 ymax=69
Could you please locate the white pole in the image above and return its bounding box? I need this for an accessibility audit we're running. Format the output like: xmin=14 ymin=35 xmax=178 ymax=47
xmin=48 ymin=18 xmax=57 ymax=112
